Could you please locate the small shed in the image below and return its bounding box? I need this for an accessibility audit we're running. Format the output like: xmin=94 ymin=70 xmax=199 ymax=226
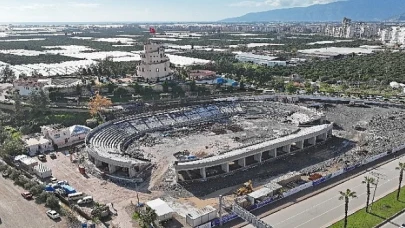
xmin=33 ymin=163 xmax=52 ymax=178
xmin=186 ymin=206 xmax=217 ymax=227
xmin=19 ymin=157 xmax=38 ymax=172
xmin=146 ymin=198 xmax=174 ymax=222
xmin=247 ymin=185 xmax=280 ymax=205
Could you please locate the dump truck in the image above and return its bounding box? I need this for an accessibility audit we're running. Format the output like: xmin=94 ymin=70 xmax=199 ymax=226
xmin=235 ymin=180 xmax=253 ymax=196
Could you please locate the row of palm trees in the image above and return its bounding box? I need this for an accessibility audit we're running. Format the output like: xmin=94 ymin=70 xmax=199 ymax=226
xmin=340 ymin=162 xmax=405 ymax=228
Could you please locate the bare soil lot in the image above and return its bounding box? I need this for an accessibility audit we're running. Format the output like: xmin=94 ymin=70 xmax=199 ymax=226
xmin=0 ymin=176 xmax=66 ymax=228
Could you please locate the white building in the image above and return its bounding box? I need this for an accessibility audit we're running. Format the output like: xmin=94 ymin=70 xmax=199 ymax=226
xmin=235 ymin=53 xmax=286 ymax=67
xmin=23 ymin=135 xmax=53 ymax=156
xmin=146 ymin=198 xmax=174 ymax=222
xmin=381 ymin=27 xmax=405 ymax=45
xmin=13 ymin=78 xmax=51 ymax=96
xmin=33 ymin=163 xmax=52 ymax=179
xmin=136 ymin=41 xmax=172 ymax=81
xmin=41 ymin=125 xmax=91 ymax=149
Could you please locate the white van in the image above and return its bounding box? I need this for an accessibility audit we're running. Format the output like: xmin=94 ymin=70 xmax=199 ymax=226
xmin=67 ymin=192 xmax=84 ymax=201
xmin=77 ymin=196 xmax=93 ymax=205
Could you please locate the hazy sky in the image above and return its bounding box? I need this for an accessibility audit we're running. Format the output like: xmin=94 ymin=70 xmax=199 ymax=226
xmin=0 ymin=0 xmax=341 ymax=22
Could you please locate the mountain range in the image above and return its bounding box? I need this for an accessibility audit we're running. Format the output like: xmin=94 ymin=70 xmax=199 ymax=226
xmin=221 ymin=0 xmax=405 ymax=22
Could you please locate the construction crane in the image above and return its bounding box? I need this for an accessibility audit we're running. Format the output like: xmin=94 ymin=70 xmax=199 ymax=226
xmin=235 ymin=180 xmax=253 ymax=196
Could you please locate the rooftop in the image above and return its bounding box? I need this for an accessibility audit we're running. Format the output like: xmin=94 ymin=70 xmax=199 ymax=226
xmin=186 ymin=205 xmax=216 ymax=219
xmin=23 ymin=135 xmax=51 ymax=146
xmin=146 ymin=198 xmax=174 ymax=217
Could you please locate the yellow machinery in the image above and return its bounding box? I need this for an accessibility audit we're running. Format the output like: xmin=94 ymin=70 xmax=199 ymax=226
xmin=235 ymin=180 xmax=253 ymax=196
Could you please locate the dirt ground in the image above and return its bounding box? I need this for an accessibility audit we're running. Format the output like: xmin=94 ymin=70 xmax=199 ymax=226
xmin=40 ymin=152 xmax=159 ymax=228
xmin=0 ymin=176 xmax=67 ymax=228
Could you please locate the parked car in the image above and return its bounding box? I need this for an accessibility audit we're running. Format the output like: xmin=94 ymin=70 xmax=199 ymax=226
xmin=38 ymin=154 xmax=46 ymax=161
xmin=21 ymin=192 xmax=33 ymax=200
xmin=400 ymin=224 xmax=405 ymax=228
xmin=49 ymin=153 xmax=57 ymax=159
xmin=46 ymin=210 xmax=60 ymax=220
xmin=50 ymin=177 xmax=58 ymax=183
xmin=2 ymin=170 xmax=9 ymax=178
xmin=57 ymin=180 xmax=69 ymax=186
xmin=77 ymin=196 xmax=93 ymax=205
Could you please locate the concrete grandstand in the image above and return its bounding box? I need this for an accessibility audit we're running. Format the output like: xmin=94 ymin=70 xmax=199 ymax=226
xmin=85 ymin=98 xmax=330 ymax=182
xmin=85 ymin=103 xmax=244 ymax=177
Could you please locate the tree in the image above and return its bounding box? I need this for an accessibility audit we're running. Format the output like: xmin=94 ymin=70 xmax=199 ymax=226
xmin=339 ymin=189 xmax=357 ymax=228
xmin=88 ymin=93 xmax=112 ymax=117
xmin=362 ymin=176 xmax=375 ymax=212
xmin=396 ymin=162 xmax=405 ymax=200
xmin=0 ymin=65 xmax=15 ymax=83
xmin=46 ymin=194 xmax=60 ymax=210
xmin=285 ymin=82 xmax=297 ymax=94
xmin=189 ymin=80 xmax=197 ymax=92
xmin=0 ymin=137 xmax=26 ymax=158
xmin=27 ymin=90 xmax=50 ymax=118
xmin=162 ymin=81 xmax=169 ymax=93
xmin=136 ymin=206 xmax=157 ymax=228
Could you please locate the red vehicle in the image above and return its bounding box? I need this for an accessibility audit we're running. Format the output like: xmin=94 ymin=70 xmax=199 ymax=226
xmin=21 ymin=192 xmax=33 ymax=200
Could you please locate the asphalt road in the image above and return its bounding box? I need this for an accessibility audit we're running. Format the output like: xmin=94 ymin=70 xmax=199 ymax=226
xmin=0 ymin=176 xmax=64 ymax=228
xmin=244 ymin=155 xmax=405 ymax=228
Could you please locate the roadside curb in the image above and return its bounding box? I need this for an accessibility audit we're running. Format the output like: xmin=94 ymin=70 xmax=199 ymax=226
xmin=374 ymin=208 xmax=405 ymax=228
xmin=231 ymin=151 xmax=405 ymax=228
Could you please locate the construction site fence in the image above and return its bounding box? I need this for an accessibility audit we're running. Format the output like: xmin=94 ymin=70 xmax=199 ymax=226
xmin=210 ymin=144 xmax=405 ymax=227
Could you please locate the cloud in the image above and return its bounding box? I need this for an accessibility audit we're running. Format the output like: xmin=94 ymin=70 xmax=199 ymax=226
xmin=69 ymin=2 xmax=100 ymax=8
xmin=230 ymin=0 xmax=340 ymax=8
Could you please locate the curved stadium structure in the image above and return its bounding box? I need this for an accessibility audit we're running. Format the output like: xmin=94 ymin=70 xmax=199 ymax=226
xmin=85 ymin=98 xmax=332 ymax=181
xmin=85 ymin=103 xmax=244 ymax=177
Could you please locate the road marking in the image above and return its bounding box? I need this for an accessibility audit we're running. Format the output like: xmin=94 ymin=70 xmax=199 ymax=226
xmin=293 ymin=177 xmax=399 ymax=228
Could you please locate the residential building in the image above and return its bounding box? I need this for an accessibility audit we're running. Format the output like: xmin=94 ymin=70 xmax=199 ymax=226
xmin=189 ymin=70 xmax=217 ymax=80
xmin=136 ymin=40 xmax=172 ymax=81
xmin=13 ymin=78 xmax=51 ymax=96
xmin=23 ymin=135 xmax=53 ymax=156
xmin=236 ymin=53 xmax=287 ymax=67
xmin=41 ymin=125 xmax=91 ymax=149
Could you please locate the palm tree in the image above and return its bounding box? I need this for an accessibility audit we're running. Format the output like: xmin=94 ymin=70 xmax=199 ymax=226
xmin=362 ymin=176 xmax=375 ymax=212
xmin=396 ymin=162 xmax=405 ymax=200
xmin=339 ymin=189 xmax=357 ymax=228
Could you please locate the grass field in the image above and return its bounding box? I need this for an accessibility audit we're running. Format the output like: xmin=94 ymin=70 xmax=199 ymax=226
xmin=330 ymin=186 xmax=405 ymax=228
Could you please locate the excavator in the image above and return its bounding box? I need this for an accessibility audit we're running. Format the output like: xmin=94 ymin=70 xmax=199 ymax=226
xmin=234 ymin=180 xmax=253 ymax=196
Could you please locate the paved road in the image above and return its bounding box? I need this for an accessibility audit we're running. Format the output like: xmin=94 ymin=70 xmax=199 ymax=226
xmin=244 ymin=156 xmax=405 ymax=228
xmin=381 ymin=211 xmax=405 ymax=228
xmin=0 ymin=176 xmax=64 ymax=228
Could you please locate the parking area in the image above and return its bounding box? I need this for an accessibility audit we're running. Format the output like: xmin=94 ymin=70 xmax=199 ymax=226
xmin=0 ymin=176 xmax=66 ymax=228
xmin=40 ymin=151 xmax=155 ymax=227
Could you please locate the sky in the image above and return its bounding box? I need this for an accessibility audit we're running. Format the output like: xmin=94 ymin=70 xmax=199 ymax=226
xmin=0 ymin=0 xmax=342 ymax=22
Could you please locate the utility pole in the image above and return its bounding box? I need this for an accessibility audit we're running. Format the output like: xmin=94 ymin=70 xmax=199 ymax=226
xmin=219 ymin=195 xmax=223 ymax=226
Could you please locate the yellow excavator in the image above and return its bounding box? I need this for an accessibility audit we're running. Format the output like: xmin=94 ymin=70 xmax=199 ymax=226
xmin=235 ymin=180 xmax=253 ymax=196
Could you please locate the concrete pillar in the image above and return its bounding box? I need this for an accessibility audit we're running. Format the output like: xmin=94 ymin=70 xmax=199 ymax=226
xmin=254 ymin=153 xmax=262 ymax=163
xmin=129 ymin=167 xmax=137 ymax=178
xmin=221 ymin=163 xmax=229 ymax=173
xmin=308 ymin=137 xmax=316 ymax=145
xmin=269 ymin=149 xmax=277 ymax=158
xmin=282 ymin=145 xmax=291 ymax=153
xmin=323 ymin=132 xmax=328 ymax=140
xmin=95 ymin=159 xmax=102 ymax=167
xmin=200 ymin=167 xmax=206 ymax=179
xmin=238 ymin=158 xmax=246 ymax=167
xmin=296 ymin=141 xmax=304 ymax=149
xmin=108 ymin=164 xmax=117 ymax=174
xmin=328 ymin=129 xmax=332 ymax=136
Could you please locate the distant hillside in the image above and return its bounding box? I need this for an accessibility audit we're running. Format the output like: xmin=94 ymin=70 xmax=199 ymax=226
xmin=388 ymin=13 xmax=405 ymax=22
xmin=222 ymin=0 xmax=405 ymax=22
